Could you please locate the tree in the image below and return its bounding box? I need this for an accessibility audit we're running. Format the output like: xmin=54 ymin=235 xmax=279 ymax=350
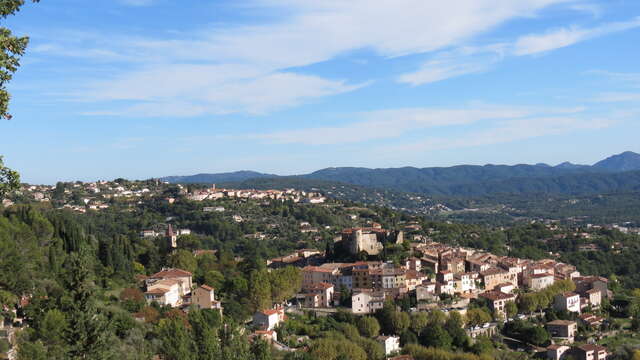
xmin=250 ymin=338 xmax=272 ymax=360
xmin=168 ymin=249 xmax=197 ymax=273
xmin=188 ymin=309 xmax=220 ymax=360
xmin=505 ymin=301 xmax=518 ymax=319
xmin=465 ymin=308 xmax=492 ymax=327
xmin=420 ymin=324 xmax=452 ymax=350
xmin=248 ymin=269 xmax=272 ymax=312
xmin=0 ymin=0 xmax=40 ymax=120
xmin=62 ymin=251 xmax=112 ymax=359
xmin=39 ymin=309 xmax=68 ymax=347
xmin=0 ymin=156 xmax=19 ymax=198
xmin=390 ymin=310 xmax=410 ymax=334
xmin=410 ymin=312 xmax=429 ymax=335
xmin=158 ymin=317 xmax=196 ymax=360
xmin=357 ymin=316 xmax=380 ymax=338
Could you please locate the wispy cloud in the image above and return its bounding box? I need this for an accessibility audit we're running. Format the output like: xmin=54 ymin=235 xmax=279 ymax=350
xmin=513 ymin=17 xmax=640 ymax=55
xmin=399 ymin=17 xmax=640 ymax=85
xmin=398 ymin=45 xmax=507 ymax=85
xmin=250 ymin=104 xmax=586 ymax=145
xmin=32 ymin=0 xmax=582 ymax=116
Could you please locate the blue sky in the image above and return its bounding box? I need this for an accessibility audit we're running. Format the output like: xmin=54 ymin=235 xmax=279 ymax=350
xmin=2 ymin=0 xmax=640 ymax=183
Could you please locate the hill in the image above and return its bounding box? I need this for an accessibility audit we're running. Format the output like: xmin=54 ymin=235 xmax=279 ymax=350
xmin=161 ymin=151 xmax=640 ymax=198
xmin=593 ymin=151 xmax=640 ymax=172
xmin=162 ymin=170 xmax=275 ymax=184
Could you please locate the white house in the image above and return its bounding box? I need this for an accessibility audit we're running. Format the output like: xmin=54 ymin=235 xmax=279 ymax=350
xmin=554 ymin=292 xmax=581 ymax=314
xmin=376 ymin=336 xmax=400 ymax=356
xmin=146 ymin=268 xmax=193 ymax=295
xmin=352 ymin=290 xmax=385 ymax=314
xmin=304 ymin=283 xmax=334 ymax=308
xmin=527 ymin=273 xmax=555 ymax=291
xmin=144 ymin=279 xmax=183 ymax=307
xmin=253 ymin=308 xmax=286 ymax=331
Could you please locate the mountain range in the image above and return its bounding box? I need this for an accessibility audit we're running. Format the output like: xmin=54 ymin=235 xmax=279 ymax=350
xmin=161 ymin=151 xmax=640 ymax=198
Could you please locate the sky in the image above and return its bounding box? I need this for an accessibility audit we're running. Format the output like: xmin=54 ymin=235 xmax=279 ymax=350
xmin=1 ymin=0 xmax=640 ymax=184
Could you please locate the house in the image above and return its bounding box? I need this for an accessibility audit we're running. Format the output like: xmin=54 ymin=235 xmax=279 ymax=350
xmin=303 ymin=283 xmax=334 ymax=308
xmin=527 ymin=273 xmax=555 ymax=291
xmin=479 ymin=291 xmax=516 ymax=318
xmin=352 ymin=290 xmax=385 ymax=314
xmin=146 ymin=268 xmax=193 ymax=295
xmin=436 ymin=270 xmax=455 ymax=295
xmin=546 ymin=344 xmax=570 ymax=360
xmin=574 ymin=276 xmax=609 ymax=299
xmin=554 ymin=292 xmax=581 ymax=314
xmin=376 ymin=335 xmax=400 ymax=356
xmin=546 ymin=320 xmax=577 ymax=344
xmin=251 ymin=330 xmax=278 ymax=343
xmin=416 ymin=283 xmax=438 ymax=302
xmin=192 ymin=285 xmax=222 ymax=312
xmin=253 ymin=308 xmax=286 ymax=331
xmin=572 ymin=344 xmax=607 ymax=360
xmin=581 ymin=289 xmax=602 ymax=310
xmin=144 ymin=279 xmax=183 ymax=307
xmin=404 ymin=269 xmax=426 ymax=291
xmin=453 ymin=273 xmax=477 ymax=294
xmin=495 ymin=283 xmax=515 ymax=294
xmin=578 ymin=313 xmax=604 ymax=328
xmin=466 ymin=323 xmax=498 ymax=339
xmin=480 ymin=267 xmax=517 ymax=291
xmin=302 ymin=265 xmax=342 ymax=290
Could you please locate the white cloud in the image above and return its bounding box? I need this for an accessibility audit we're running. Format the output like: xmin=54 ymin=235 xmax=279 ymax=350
xmin=79 ymin=65 xmax=363 ymax=117
xmin=399 ymin=17 xmax=640 ymax=85
xmin=36 ymin=0 xmax=582 ymax=116
xmin=514 ymin=17 xmax=640 ymax=55
xmin=397 ymin=45 xmax=507 ymax=85
xmin=251 ymin=104 xmax=582 ymax=145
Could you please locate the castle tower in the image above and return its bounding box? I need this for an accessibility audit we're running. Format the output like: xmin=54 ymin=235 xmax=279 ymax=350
xmin=167 ymin=224 xmax=178 ymax=248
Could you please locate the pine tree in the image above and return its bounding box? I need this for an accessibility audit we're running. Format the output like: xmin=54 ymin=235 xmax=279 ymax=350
xmin=62 ymin=250 xmax=112 ymax=360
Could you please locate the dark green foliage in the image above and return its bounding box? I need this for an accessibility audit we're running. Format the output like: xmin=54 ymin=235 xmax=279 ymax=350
xmin=420 ymin=324 xmax=453 ymax=350
xmin=503 ymin=320 xmax=550 ymax=347
xmin=62 ymin=251 xmax=113 ymax=359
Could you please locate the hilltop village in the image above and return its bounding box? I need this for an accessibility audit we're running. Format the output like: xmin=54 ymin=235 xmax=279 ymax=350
xmin=2 ymin=180 xmax=640 ymax=360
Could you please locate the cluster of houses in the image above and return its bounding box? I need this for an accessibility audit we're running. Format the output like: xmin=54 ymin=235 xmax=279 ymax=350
xmin=6 ymin=181 xmax=162 ymax=213
xmin=289 ymin=240 xmax=611 ymax=359
xmin=142 ymin=267 xmax=222 ymax=312
xmin=185 ymin=185 xmax=326 ymax=204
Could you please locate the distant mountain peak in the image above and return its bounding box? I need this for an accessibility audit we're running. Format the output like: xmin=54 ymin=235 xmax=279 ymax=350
xmin=593 ymin=151 xmax=640 ymax=172
xmin=555 ymin=161 xmax=589 ymax=170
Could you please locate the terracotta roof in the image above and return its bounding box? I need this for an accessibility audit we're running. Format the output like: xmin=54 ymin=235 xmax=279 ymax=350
xmin=578 ymin=344 xmax=606 ymax=352
xmin=308 ymin=282 xmax=334 ymax=290
xmin=145 ymin=288 xmax=169 ymax=295
xmin=547 ymin=320 xmax=576 ymax=326
xmin=480 ymin=267 xmax=508 ymax=276
xmin=480 ymin=290 xmax=516 ymax=301
xmin=530 ymin=273 xmax=554 ymax=278
xmin=150 ymin=268 xmax=192 ymax=278
xmin=199 ymin=284 xmax=214 ymax=291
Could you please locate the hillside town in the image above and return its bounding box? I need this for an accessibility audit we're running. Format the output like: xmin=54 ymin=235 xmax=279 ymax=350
xmin=2 ymin=180 xmax=640 ymax=360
